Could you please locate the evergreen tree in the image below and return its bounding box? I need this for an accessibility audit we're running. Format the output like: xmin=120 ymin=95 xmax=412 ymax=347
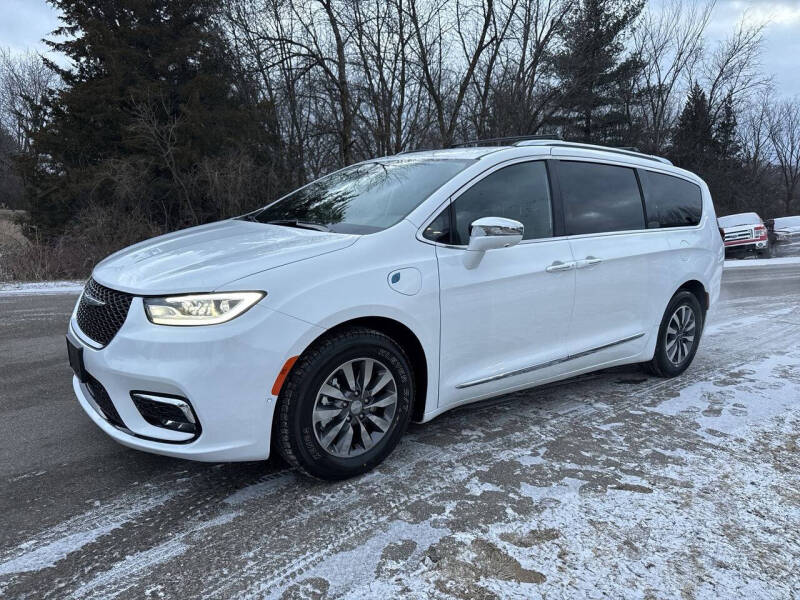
xmin=25 ymin=0 xmax=269 ymax=235
xmin=551 ymin=0 xmax=644 ymax=144
xmin=714 ymin=94 xmax=739 ymax=158
xmin=670 ymin=83 xmax=715 ymax=169
xmin=670 ymin=85 xmax=754 ymax=214
xmin=0 ymin=125 xmax=23 ymax=208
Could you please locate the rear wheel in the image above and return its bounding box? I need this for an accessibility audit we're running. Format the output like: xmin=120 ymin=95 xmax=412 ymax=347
xmin=645 ymin=291 xmax=704 ymax=378
xmin=275 ymin=327 xmax=414 ymax=480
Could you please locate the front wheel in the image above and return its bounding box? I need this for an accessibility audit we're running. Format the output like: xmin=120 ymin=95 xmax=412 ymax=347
xmin=645 ymin=291 xmax=704 ymax=378
xmin=275 ymin=327 xmax=414 ymax=480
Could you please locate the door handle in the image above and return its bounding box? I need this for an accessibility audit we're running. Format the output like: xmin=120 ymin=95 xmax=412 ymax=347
xmin=546 ymin=260 xmax=576 ymax=272
xmin=576 ymin=256 xmax=603 ymax=269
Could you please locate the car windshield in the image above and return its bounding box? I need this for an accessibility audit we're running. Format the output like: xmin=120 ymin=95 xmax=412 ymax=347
xmin=243 ymin=158 xmax=475 ymax=234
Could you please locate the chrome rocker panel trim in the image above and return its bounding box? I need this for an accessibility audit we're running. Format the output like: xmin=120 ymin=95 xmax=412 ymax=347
xmin=456 ymin=332 xmax=646 ymax=389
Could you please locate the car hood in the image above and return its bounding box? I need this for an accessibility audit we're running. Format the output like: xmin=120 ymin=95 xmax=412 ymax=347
xmin=721 ymin=224 xmax=755 ymax=233
xmin=92 ymin=219 xmax=359 ymax=295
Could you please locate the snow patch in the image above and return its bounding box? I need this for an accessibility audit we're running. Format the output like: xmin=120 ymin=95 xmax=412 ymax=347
xmin=0 ymin=489 xmax=179 ymax=576
xmin=0 ymin=280 xmax=85 ymax=296
xmin=646 ymin=351 xmax=800 ymax=440
xmin=724 ymin=256 xmax=800 ymax=268
xmin=465 ymin=477 xmax=504 ymax=496
xmin=247 ymin=520 xmax=449 ymax=600
xmin=223 ymin=472 xmax=295 ymax=506
xmin=520 ymin=477 xmax=584 ymax=503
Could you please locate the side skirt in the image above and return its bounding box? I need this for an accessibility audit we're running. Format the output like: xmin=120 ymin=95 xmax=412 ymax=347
xmin=455 ymin=332 xmax=646 ymax=390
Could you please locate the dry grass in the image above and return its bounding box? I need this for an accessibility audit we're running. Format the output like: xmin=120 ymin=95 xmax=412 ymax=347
xmin=0 ymin=209 xmax=28 ymax=247
xmin=0 ymin=205 xmax=160 ymax=282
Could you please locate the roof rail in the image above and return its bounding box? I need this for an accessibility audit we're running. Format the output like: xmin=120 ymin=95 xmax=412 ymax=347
xmin=515 ymin=140 xmax=672 ymax=165
xmin=451 ymin=134 xmax=561 ymax=148
xmin=395 ymin=147 xmax=437 ymax=154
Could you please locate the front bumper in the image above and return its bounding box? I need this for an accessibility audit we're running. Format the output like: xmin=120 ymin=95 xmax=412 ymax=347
xmin=69 ymin=297 xmax=323 ymax=462
xmin=724 ymin=239 xmax=767 ymax=251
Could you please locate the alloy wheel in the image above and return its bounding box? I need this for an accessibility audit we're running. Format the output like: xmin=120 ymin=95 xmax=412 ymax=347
xmin=665 ymin=304 xmax=696 ymax=366
xmin=312 ymin=358 xmax=398 ymax=458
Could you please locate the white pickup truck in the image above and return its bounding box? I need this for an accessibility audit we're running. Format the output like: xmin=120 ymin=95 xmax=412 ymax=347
xmin=718 ymin=212 xmax=769 ymax=257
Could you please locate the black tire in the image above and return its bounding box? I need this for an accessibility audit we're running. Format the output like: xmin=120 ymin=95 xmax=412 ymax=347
xmin=275 ymin=327 xmax=414 ymax=480
xmin=645 ymin=290 xmax=704 ymax=378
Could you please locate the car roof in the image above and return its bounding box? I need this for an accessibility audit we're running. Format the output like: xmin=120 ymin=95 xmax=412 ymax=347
xmin=393 ymin=141 xmax=673 ymax=167
xmin=773 ymin=215 xmax=800 ymax=227
xmin=381 ymin=141 xmax=705 ymax=185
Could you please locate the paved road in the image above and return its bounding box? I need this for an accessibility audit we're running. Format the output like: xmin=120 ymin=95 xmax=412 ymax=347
xmin=1 ymin=265 xmax=799 ymax=598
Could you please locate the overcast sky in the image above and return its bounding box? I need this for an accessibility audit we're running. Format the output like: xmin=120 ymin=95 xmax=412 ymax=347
xmin=1 ymin=0 xmax=799 ymax=97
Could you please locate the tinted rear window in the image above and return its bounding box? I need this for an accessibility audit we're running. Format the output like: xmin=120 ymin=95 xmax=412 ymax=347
xmin=559 ymin=162 xmax=645 ymax=235
xmin=641 ymin=171 xmax=702 ymax=228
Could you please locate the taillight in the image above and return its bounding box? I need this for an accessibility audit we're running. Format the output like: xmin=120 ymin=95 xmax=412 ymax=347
xmin=754 ymin=225 xmax=767 ymax=240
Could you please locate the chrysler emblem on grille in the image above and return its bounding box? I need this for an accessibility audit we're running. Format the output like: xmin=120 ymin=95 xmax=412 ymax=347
xmin=82 ymin=291 xmax=106 ymax=307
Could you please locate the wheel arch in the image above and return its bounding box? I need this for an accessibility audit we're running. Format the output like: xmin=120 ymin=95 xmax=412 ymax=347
xmin=676 ymin=279 xmax=709 ymax=314
xmin=644 ymin=278 xmax=710 ymax=363
xmin=285 ymin=316 xmax=430 ymax=423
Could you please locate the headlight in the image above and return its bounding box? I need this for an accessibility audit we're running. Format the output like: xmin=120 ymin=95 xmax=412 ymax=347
xmin=144 ymin=292 xmax=265 ymax=326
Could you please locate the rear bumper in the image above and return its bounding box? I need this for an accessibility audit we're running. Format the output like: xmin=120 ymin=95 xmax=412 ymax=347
xmin=69 ymin=298 xmax=323 ymax=462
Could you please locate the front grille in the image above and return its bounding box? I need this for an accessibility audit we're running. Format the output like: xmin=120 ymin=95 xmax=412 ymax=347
xmin=76 ymin=279 xmax=133 ymax=346
xmin=724 ymin=229 xmax=752 ymax=242
xmin=86 ymin=375 xmax=126 ymax=429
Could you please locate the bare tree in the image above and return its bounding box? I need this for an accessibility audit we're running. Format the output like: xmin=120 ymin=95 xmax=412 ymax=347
xmin=406 ymin=0 xmax=496 ymax=147
xmin=700 ymin=15 xmax=769 ymax=120
xmin=631 ymin=0 xmax=713 ymax=152
xmin=739 ymin=89 xmax=772 ymax=181
xmin=129 ymin=96 xmax=197 ymax=225
xmin=223 ymin=0 xmax=313 ymax=184
xmin=0 ymin=48 xmax=56 ymax=154
xmin=466 ymin=0 xmax=519 ymax=138
xmin=485 ymin=0 xmax=569 ymax=137
xmin=768 ymin=99 xmax=800 ymax=215
xmin=347 ymin=0 xmax=419 ymax=156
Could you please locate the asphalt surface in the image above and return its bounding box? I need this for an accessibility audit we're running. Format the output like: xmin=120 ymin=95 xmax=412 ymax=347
xmin=1 ymin=264 xmax=799 ymax=598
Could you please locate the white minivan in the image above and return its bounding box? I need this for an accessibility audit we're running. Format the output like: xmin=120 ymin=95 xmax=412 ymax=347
xmin=67 ymin=140 xmax=724 ymax=479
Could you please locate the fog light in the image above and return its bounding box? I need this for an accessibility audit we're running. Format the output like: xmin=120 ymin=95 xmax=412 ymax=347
xmin=131 ymin=392 xmax=199 ymax=435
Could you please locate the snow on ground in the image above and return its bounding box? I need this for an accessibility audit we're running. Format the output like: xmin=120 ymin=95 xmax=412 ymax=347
xmin=724 ymin=256 xmax=800 ymax=267
xmin=2 ymin=262 xmax=799 ymax=599
xmin=0 ymin=280 xmax=84 ymax=296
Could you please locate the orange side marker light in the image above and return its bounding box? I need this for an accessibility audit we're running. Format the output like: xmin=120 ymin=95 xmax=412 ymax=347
xmin=271 ymin=356 xmax=299 ymax=396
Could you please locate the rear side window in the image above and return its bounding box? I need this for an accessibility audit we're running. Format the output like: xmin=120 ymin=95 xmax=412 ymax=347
xmin=640 ymin=171 xmax=702 ymax=228
xmin=450 ymin=161 xmax=553 ymax=245
xmin=559 ymin=161 xmax=645 ymax=235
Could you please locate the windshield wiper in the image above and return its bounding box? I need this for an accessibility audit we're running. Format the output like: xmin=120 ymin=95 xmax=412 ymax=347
xmin=264 ymin=219 xmax=330 ymax=232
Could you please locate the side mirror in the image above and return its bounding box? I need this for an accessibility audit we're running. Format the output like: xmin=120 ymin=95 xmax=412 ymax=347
xmin=467 ymin=217 xmax=524 ymax=251
xmin=464 ymin=217 xmax=523 ymax=268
